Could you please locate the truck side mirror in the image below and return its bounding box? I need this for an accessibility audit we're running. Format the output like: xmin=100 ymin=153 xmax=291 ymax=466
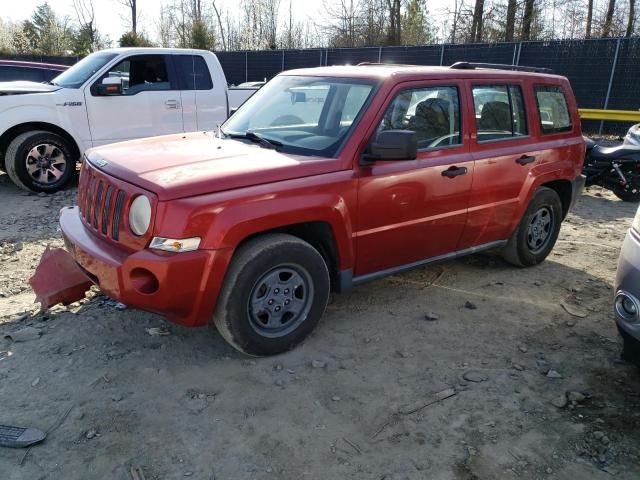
xmin=362 ymin=130 xmax=418 ymax=164
xmin=95 ymin=77 xmax=124 ymax=96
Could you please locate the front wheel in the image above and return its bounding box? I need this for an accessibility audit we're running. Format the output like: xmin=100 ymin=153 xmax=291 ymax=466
xmin=212 ymin=234 xmax=330 ymax=356
xmin=501 ymin=187 xmax=563 ymax=267
xmin=5 ymin=130 xmax=75 ymax=193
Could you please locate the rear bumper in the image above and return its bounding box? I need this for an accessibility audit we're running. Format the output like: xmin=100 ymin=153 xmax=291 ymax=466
xmin=59 ymin=206 xmax=231 ymax=327
xmin=569 ymin=174 xmax=586 ymax=212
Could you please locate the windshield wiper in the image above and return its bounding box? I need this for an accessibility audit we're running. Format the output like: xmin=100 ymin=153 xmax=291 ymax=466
xmin=225 ymin=130 xmax=283 ymax=150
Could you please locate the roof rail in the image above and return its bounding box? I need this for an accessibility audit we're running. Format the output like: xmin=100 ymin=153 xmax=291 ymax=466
xmin=450 ymin=61 xmax=553 ymax=74
xmin=356 ymin=62 xmax=419 ymax=67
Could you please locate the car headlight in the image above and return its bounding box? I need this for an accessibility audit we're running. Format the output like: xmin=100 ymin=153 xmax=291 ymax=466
xmin=129 ymin=195 xmax=151 ymax=236
xmin=633 ymin=205 xmax=640 ymax=233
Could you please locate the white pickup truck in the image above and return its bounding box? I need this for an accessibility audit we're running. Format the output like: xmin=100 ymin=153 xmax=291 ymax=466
xmin=0 ymin=47 xmax=257 ymax=192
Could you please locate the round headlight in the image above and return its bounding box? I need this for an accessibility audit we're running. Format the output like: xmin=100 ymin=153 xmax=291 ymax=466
xmin=129 ymin=195 xmax=151 ymax=236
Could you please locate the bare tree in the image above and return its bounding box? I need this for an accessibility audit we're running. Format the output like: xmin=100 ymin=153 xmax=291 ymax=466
xmin=118 ymin=0 xmax=137 ymax=34
xmin=505 ymin=0 xmax=517 ymax=41
xmin=521 ymin=0 xmax=535 ymax=40
xmin=602 ymin=0 xmax=616 ymax=37
xmin=448 ymin=0 xmax=466 ymax=43
xmin=585 ymin=0 xmax=593 ymax=37
xmin=386 ymin=0 xmax=402 ymax=44
xmin=212 ymin=0 xmax=227 ymax=50
xmin=470 ymin=0 xmax=484 ymax=42
xmin=627 ymin=0 xmax=636 ymax=36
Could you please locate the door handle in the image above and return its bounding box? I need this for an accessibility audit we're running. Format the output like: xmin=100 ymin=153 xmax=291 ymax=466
xmin=516 ymin=155 xmax=536 ymax=165
xmin=165 ymin=100 xmax=180 ymax=109
xmin=441 ymin=166 xmax=468 ymax=178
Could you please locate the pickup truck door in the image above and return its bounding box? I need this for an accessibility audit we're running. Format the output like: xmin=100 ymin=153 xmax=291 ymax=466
xmin=355 ymin=81 xmax=474 ymax=277
xmin=84 ymin=54 xmax=183 ymax=147
xmin=172 ymin=53 xmax=228 ymax=132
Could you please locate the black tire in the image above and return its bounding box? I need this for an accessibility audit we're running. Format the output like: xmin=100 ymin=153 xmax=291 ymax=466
xmin=501 ymin=187 xmax=563 ymax=267
xmin=612 ymin=182 xmax=640 ymax=202
xmin=5 ymin=130 xmax=75 ymax=193
xmin=212 ymin=233 xmax=330 ymax=356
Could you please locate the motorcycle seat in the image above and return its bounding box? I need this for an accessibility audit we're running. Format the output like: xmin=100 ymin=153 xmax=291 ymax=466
xmin=591 ymin=143 xmax=640 ymax=161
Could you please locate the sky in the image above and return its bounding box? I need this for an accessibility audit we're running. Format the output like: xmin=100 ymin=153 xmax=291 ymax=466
xmin=2 ymin=0 xmax=452 ymax=45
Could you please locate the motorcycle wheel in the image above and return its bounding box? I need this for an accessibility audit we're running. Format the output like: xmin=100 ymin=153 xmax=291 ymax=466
xmin=613 ymin=173 xmax=640 ymax=202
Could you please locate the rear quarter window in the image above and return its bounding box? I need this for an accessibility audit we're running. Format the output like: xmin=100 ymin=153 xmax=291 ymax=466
xmin=534 ymin=86 xmax=572 ymax=134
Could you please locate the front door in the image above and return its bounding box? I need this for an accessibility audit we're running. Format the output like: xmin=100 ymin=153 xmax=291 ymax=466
xmin=84 ymin=54 xmax=184 ymax=147
xmin=355 ymin=82 xmax=474 ymax=277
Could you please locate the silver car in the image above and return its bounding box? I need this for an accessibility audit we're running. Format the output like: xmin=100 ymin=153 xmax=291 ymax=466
xmin=615 ymin=204 xmax=640 ymax=364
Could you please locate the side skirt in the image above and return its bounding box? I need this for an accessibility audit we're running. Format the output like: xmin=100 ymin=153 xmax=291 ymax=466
xmin=336 ymin=240 xmax=508 ymax=292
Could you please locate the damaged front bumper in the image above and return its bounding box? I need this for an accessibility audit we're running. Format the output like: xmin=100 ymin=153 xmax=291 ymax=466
xmin=54 ymin=206 xmax=230 ymax=327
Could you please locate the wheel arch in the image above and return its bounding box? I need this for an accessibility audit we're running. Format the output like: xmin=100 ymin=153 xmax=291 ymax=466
xmin=0 ymin=122 xmax=82 ymax=166
xmin=540 ymin=179 xmax=572 ymax=219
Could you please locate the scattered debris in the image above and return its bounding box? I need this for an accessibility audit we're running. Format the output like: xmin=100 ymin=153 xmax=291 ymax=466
xmin=424 ymin=312 xmax=439 ymax=321
xmin=0 ymin=425 xmax=46 ymax=448
xmin=561 ymin=302 xmax=588 ymax=318
xmin=85 ymin=429 xmax=97 ymax=440
xmin=130 ymin=466 xmax=146 ymax=480
xmin=464 ymin=301 xmax=477 ymax=310
xmin=145 ymin=327 xmax=170 ymax=336
xmin=311 ymin=360 xmax=326 ymax=368
xmin=552 ymin=393 xmax=568 ymax=408
xmin=518 ymin=345 xmax=528 ymax=353
xmin=462 ymin=371 xmax=488 ymax=383
xmin=331 ymin=395 xmax=341 ymax=402
xmin=31 ymin=377 xmax=40 ymax=388
xmin=567 ymin=391 xmax=586 ymax=403
xmin=546 ymin=370 xmax=563 ymax=379
xmin=4 ymin=326 xmax=41 ymax=343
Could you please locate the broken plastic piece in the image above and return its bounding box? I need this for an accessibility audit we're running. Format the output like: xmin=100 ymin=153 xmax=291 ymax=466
xmin=0 ymin=425 xmax=46 ymax=448
xmin=29 ymin=247 xmax=93 ymax=311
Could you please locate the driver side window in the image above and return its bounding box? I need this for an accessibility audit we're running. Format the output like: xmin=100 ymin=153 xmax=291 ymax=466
xmin=377 ymin=86 xmax=461 ymax=150
xmin=98 ymin=55 xmax=171 ymax=95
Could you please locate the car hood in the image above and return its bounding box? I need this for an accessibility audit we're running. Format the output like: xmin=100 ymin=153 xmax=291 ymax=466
xmin=86 ymin=132 xmax=343 ymax=201
xmin=0 ymin=81 xmax=61 ymax=95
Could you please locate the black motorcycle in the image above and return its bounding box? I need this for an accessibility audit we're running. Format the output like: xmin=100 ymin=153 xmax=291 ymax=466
xmin=584 ymin=136 xmax=640 ymax=202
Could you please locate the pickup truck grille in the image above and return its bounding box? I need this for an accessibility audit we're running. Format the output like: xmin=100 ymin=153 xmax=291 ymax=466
xmin=78 ymin=161 xmax=128 ymax=241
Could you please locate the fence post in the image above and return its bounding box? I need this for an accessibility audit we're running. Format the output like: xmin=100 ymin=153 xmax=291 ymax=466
xmin=319 ymin=49 xmax=322 ymax=66
xmin=281 ymin=50 xmax=285 ymax=72
xmin=245 ymin=51 xmax=248 ymax=83
xmin=515 ymin=42 xmax=522 ymax=65
xmin=439 ymin=43 xmax=445 ymax=66
xmin=512 ymin=43 xmax=518 ymax=65
xmin=378 ymin=47 xmax=382 ymax=63
xmin=600 ymin=38 xmax=621 ymax=135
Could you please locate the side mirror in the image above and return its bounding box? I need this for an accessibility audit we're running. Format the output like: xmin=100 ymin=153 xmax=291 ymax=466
xmin=362 ymin=130 xmax=417 ymax=164
xmin=95 ymin=77 xmax=123 ymax=96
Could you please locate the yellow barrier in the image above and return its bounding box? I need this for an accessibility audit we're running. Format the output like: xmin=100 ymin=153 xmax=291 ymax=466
xmin=579 ymin=108 xmax=640 ymax=122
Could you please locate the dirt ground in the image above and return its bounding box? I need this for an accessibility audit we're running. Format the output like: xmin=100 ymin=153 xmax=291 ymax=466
xmin=1 ymin=170 xmax=639 ymax=480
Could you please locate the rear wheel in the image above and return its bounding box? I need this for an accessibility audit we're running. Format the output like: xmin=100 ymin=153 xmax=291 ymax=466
xmin=212 ymin=234 xmax=330 ymax=356
xmin=612 ymin=170 xmax=640 ymax=202
xmin=502 ymin=187 xmax=563 ymax=267
xmin=5 ymin=130 xmax=75 ymax=193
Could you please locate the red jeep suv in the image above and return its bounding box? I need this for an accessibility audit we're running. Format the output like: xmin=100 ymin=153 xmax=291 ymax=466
xmin=60 ymin=62 xmax=585 ymax=355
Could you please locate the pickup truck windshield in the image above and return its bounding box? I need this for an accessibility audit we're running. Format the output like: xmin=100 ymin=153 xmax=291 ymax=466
xmin=51 ymin=52 xmax=118 ymax=88
xmin=223 ymin=75 xmax=376 ymax=157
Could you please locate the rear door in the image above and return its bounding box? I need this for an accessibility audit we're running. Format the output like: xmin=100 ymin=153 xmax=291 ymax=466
xmin=458 ymin=80 xmax=536 ymax=248
xmin=84 ymin=54 xmax=184 ymax=146
xmin=173 ymin=53 xmax=227 ymax=132
xmin=355 ymin=80 xmax=474 ymax=277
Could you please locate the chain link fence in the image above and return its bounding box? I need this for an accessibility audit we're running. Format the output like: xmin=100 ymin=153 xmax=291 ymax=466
xmin=215 ymin=38 xmax=640 ymax=135
xmin=2 ymin=38 xmax=638 ymax=134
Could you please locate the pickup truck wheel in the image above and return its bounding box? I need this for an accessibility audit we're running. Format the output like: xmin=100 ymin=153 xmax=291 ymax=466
xmin=501 ymin=187 xmax=563 ymax=267
xmin=213 ymin=233 xmax=330 ymax=356
xmin=5 ymin=130 xmax=75 ymax=193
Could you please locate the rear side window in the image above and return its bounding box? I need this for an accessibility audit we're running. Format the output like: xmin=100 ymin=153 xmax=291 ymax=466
xmin=174 ymin=55 xmax=213 ymax=90
xmin=472 ymin=85 xmax=527 ymax=142
xmin=535 ymin=86 xmax=572 ymax=134
xmin=377 ymin=85 xmax=461 ymax=150
xmin=0 ymin=66 xmax=45 ymax=82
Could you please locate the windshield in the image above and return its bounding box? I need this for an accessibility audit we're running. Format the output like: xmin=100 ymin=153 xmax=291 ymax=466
xmin=51 ymin=52 xmax=118 ymax=88
xmin=222 ymin=75 xmax=377 ymax=157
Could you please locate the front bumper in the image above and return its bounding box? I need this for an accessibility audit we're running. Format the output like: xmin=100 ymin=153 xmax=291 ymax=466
xmin=59 ymin=206 xmax=231 ymax=327
xmin=615 ymin=227 xmax=640 ymax=348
